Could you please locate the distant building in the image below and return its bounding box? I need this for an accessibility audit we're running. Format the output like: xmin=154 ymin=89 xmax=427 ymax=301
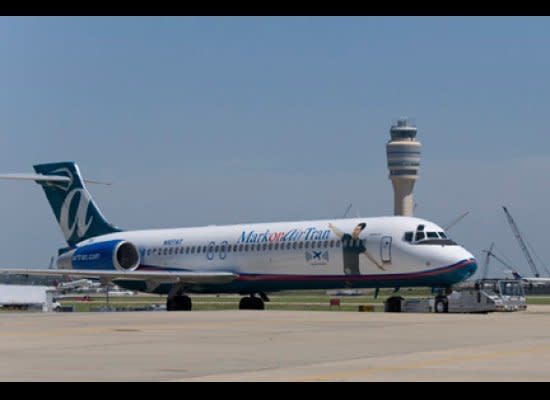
xmin=0 ymin=284 xmax=58 ymax=312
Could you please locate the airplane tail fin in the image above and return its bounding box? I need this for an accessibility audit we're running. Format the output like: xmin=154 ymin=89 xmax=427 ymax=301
xmin=32 ymin=162 xmax=122 ymax=246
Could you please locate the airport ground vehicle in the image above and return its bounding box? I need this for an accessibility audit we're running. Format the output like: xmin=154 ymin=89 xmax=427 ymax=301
xmin=384 ymin=279 xmax=526 ymax=313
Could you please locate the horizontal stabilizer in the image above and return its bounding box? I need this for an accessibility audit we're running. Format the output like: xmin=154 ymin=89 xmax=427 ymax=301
xmin=0 ymin=268 xmax=238 ymax=285
xmin=0 ymin=173 xmax=110 ymax=186
xmin=0 ymin=173 xmax=70 ymax=183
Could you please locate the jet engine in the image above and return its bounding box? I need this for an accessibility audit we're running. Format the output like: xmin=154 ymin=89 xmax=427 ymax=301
xmin=57 ymin=240 xmax=140 ymax=271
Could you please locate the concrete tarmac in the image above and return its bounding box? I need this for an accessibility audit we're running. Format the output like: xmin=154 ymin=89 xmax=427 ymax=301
xmin=1 ymin=307 xmax=550 ymax=381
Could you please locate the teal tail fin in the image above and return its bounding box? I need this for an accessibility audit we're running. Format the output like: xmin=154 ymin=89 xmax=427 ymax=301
xmin=33 ymin=162 xmax=122 ymax=246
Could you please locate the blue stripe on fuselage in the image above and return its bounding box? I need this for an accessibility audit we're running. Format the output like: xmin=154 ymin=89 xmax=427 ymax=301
xmin=116 ymin=259 xmax=477 ymax=295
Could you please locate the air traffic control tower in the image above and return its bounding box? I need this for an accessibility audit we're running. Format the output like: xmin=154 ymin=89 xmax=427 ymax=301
xmin=386 ymin=119 xmax=421 ymax=216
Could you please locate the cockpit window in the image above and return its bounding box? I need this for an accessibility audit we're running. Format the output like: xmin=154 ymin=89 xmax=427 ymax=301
xmin=405 ymin=228 xmax=458 ymax=246
xmin=416 ymin=239 xmax=458 ymax=245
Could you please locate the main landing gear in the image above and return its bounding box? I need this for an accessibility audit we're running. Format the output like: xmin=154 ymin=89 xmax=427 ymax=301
xmin=239 ymin=292 xmax=269 ymax=310
xmin=167 ymin=295 xmax=192 ymax=311
xmin=166 ymin=285 xmax=192 ymax=311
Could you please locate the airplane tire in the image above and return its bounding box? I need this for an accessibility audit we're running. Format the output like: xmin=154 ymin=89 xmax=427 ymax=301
xmin=251 ymin=297 xmax=264 ymax=310
xmin=239 ymin=296 xmax=264 ymax=310
xmin=167 ymin=295 xmax=192 ymax=311
xmin=239 ymin=297 xmax=252 ymax=310
xmin=176 ymin=296 xmax=192 ymax=311
xmin=167 ymin=297 xmax=176 ymax=311
xmin=435 ymin=297 xmax=448 ymax=313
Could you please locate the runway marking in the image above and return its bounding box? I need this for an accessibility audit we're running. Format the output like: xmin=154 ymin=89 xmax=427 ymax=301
xmin=298 ymin=344 xmax=550 ymax=381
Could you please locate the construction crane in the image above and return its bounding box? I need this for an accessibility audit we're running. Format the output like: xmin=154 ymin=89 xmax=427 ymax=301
xmin=482 ymin=245 xmax=518 ymax=276
xmin=481 ymin=242 xmax=495 ymax=279
xmin=502 ymin=206 xmax=540 ymax=277
xmin=443 ymin=211 xmax=469 ymax=231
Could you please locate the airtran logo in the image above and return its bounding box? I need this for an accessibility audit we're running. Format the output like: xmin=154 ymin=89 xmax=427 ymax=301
xmin=49 ymin=167 xmax=94 ymax=241
xmin=238 ymin=227 xmax=330 ymax=243
xmin=59 ymin=188 xmax=94 ymax=241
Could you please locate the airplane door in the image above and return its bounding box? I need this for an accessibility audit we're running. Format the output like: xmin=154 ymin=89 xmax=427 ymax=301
xmin=380 ymin=236 xmax=392 ymax=263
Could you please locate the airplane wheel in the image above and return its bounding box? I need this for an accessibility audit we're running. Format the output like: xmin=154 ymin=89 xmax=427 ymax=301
xmin=435 ymin=297 xmax=448 ymax=313
xmin=167 ymin=297 xmax=176 ymax=311
xmin=240 ymin=296 xmax=264 ymax=310
xmin=251 ymin=297 xmax=264 ymax=310
xmin=176 ymin=296 xmax=192 ymax=311
xmin=168 ymin=295 xmax=192 ymax=311
xmin=239 ymin=297 xmax=252 ymax=310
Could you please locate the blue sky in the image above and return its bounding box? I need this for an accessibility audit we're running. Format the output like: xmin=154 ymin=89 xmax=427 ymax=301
xmin=1 ymin=16 xmax=549 ymax=278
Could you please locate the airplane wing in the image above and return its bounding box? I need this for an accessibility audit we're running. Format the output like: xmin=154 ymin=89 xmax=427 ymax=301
xmin=0 ymin=268 xmax=238 ymax=285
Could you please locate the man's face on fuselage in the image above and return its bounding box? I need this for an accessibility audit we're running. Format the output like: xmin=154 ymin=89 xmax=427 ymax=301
xmin=351 ymin=225 xmax=364 ymax=239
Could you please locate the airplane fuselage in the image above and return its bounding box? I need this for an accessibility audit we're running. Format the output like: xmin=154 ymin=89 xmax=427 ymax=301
xmin=71 ymin=216 xmax=477 ymax=295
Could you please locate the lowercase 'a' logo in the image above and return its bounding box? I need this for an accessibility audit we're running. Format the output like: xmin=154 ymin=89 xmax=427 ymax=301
xmin=59 ymin=188 xmax=94 ymax=240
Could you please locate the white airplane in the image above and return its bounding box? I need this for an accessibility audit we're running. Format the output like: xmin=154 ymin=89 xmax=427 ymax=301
xmin=508 ymin=271 xmax=550 ymax=287
xmin=57 ymin=278 xmax=101 ymax=291
xmin=0 ymin=162 xmax=477 ymax=311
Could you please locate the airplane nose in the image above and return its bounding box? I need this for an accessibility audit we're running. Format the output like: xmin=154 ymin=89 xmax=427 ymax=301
xmin=467 ymin=258 xmax=478 ymax=277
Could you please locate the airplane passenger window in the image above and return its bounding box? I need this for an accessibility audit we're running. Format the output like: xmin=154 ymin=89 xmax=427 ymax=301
xmin=147 ymin=249 xmax=151 ymax=256
xmin=324 ymin=240 xmax=329 ymax=248
xmin=292 ymin=242 xmax=297 ymax=250
xmin=215 ymin=245 xmax=219 ymax=253
xmin=336 ymin=241 xmax=341 ymax=248
xmin=233 ymin=244 xmax=238 ymax=252
xmin=330 ymin=240 xmax=335 ymax=248
xmin=262 ymin=243 xmax=267 ymax=251
xmin=305 ymin=241 xmax=309 ymax=249
xmin=287 ymin=243 xmax=292 ymax=250
xmin=256 ymin=244 xmax=261 ymax=251
xmin=203 ymin=246 xmax=207 ymax=253
xmin=244 ymin=244 xmax=249 ymax=252
xmin=311 ymin=241 xmax=316 ymax=249
xmin=268 ymin=243 xmax=273 ymax=250
xmin=239 ymin=244 xmax=243 ymax=252
xmin=298 ymin=242 xmax=303 ymax=249
xmin=274 ymin=243 xmax=279 ymax=250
